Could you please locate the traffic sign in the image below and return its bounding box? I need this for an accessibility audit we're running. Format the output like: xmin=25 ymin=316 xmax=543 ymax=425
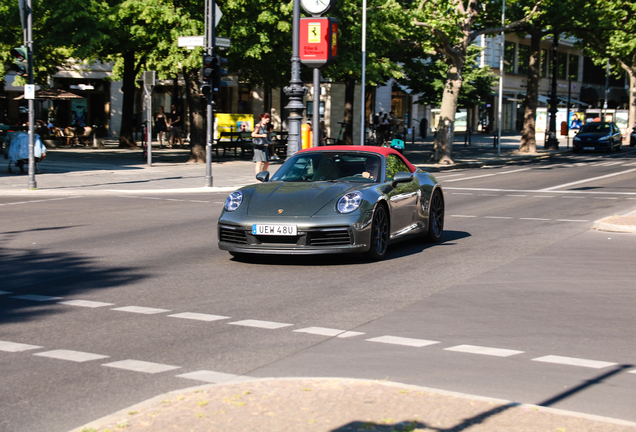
xmin=178 ymin=36 xmax=231 ymax=49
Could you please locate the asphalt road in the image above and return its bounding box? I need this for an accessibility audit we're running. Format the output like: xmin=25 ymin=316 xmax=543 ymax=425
xmin=1 ymin=149 xmax=636 ymax=432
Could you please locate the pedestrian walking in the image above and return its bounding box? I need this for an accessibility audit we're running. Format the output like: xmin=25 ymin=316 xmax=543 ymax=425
xmin=252 ymin=113 xmax=271 ymax=176
xmin=168 ymin=104 xmax=183 ymax=148
xmin=155 ymin=107 xmax=168 ymax=148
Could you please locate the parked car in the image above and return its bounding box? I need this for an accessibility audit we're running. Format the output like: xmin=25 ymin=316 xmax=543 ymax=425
xmin=572 ymin=122 xmax=622 ymax=152
xmin=217 ymin=146 xmax=444 ymax=261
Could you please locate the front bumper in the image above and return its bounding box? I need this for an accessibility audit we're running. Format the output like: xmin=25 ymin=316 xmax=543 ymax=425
xmin=218 ymin=215 xmax=372 ymax=255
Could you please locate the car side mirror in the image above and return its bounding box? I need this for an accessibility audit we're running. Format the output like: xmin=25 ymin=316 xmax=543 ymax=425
xmin=392 ymin=171 xmax=413 ymax=187
xmin=256 ymin=171 xmax=270 ymax=182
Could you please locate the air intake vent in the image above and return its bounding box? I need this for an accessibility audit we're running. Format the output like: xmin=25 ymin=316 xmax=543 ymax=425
xmin=309 ymin=229 xmax=352 ymax=246
xmin=219 ymin=227 xmax=247 ymax=244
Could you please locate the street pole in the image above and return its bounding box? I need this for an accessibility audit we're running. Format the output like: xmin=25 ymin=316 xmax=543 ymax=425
xmin=205 ymin=0 xmax=215 ymax=187
xmin=26 ymin=0 xmax=35 ymax=189
xmin=313 ymin=68 xmax=320 ymax=147
xmin=496 ymin=0 xmax=504 ymax=156
xmin=566 ymin=74 xmax=571 ymax=148
xmin=546 ymin=33 xmax=559 ymax=150
xmin=360 ymin=0 xmax=367 ymax=146
xmin=603 ymin=59 xmax=609 ymax=121
xmin=284 ymin=0 xmax=307 ymax=157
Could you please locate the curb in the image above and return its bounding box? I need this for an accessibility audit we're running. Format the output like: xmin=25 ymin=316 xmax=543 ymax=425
xmin=70 ymin=377 xmax=636 ymax=432
xmin=594 ymin=211 xmax=636 ymax=234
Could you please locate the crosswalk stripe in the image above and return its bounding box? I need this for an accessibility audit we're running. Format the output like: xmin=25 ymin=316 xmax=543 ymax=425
xmin=229 ymin=319 xmax=293 ymax=329
xmin=102 ymin=359 xmax=180 ymax=374
xmin=294 ymin=327 xmax=347 ymax=337
xmin=58 ymin=300 xmax=115 ymax=308
xmin=0 ymin=341 xmax=42 ymax=352
xmin=532 ymin=355 xmax=617 ymax=369
xmin=168 ymin=312 xmax=230 ymax=322
xmin=34 ymin=349 xmax=108 ymax=362
xmin=444 ymin=344 xmax=524 ymax=357
xmin=111 ymin=306 xmax=171 ymax=315
xmin=366 ymin=335 xmax=440 ymax=348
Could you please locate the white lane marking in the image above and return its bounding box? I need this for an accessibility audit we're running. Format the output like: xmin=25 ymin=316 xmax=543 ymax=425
xmin=443 ymin=168 xmax=531 ymax=183
xmin=532 ymin=196 xmax=555 ymax=198
xmin=229 ymin=319 xmax=293 ymax=329
xmin=506 ymin=195 xmax=527 ymax=197
xmin=595 ymin=197 xmax=618 ymax=200
xmin=444 ymin=187 xmax=636 ymax=196
xmin=519 ymin=218 xmax=551 ymax=221
xmin=0 ymin=341 xmax=42 ymax=352
xmin=102 ymin=359 xmax=181 ymax=374
xmin=111 ymin=306 xmax=171 ymax=315
xmin=366 ymin=336 xmax=440 ymax=348
xmin=337 ymin=331 xmax=365 ymax=338
xmin=450 ymin=215 xmax=477 ymax=218
xmin=176 ymin=370 xmax=239 ymax=383
xmin=58 ymin=300 xmax=115 ymax=308
xmin=480 ymin=194 xmax=499 ymax=196
xmin=484 ymin=216 xmax=513 ymax=219
xmin=11 ymin=294 xmax=63 ymax=302
xmin=562 ymin=196 xmax=585 ymax=199
xmin=34 ymin=349 xmax=108 ymax=362
xmin=451 ymin=193 xmax=473 ymax=195
xmin=556 ymin=219 xmax=589 ymax=222
xmin=189 ymin=200 xmax=210 ymax=203
xmin=294 ymin=327 xmax=347 ymax=337
xmin=434 ymin=173 xmax=468 ymax=179
xmin=0 ymin=291 xmax=12 ymax=295
xmin=539 ymin=168 xmax=636 ymax=191
xmin=532 ymin=355 xmax=617 ymax=369
xmin=444 ymin=345 xmax=524 ymax=357
xmin=168 ymin=312 xmax=230 ymax=322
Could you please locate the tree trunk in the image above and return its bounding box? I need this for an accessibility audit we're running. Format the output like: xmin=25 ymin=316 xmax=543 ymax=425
xmin=628 ymin=59 xmax=636 ymax=131
xmin=520 ymin=30 xmax=542 ymax=153
xmin=183 ymin=67 xmax=206 ymax=163
xmin=431 ymin=62 xmax=463 ymax=164
xmin=343 ymin=77 xmax=355 ymax=145
xmin=118 ymin=51 xmax=136 ymax=148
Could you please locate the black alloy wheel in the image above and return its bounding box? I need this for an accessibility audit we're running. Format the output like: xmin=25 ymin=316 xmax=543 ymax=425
xmin=366 ymin=204 xmax=389 ymax=261
xmin=426 ymin=189 xmax=444 ymax=242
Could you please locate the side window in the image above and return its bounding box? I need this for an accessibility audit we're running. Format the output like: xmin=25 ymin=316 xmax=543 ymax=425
xmin=385 ymin=154 xmax=410 ymax=181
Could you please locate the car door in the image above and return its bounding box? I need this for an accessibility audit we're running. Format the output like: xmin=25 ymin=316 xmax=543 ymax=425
xmin=384 ymin=154 xmax=420 ymax=236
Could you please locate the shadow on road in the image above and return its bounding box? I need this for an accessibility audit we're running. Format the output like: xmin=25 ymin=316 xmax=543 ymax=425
xmin=0 ymin=227 xmax=148 ymax=324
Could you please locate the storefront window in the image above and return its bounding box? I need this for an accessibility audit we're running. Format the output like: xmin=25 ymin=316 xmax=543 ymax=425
xmin=504 ymin=41 xmax=515 ymax=73
xmin=568 ymin=55 xmax=579 ymax=81
xmin=517 ymin=44 xmax=530 ymax=76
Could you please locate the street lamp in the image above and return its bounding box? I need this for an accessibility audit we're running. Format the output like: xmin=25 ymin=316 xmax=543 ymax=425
xmin=545 ymin=32 xmax=559 ymax=150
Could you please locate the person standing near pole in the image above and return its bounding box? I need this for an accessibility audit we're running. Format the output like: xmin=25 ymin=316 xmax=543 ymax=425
xmin=155 ymin=106 xmax=168 ymax=148
xmin=168 ymin=104 xmax=183 ymax=148
xmin=252 ymin=113 xmax=271 ymax=176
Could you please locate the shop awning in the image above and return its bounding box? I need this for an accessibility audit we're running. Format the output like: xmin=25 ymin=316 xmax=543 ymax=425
xmin=557 ymin=96 xmax=590 ymax=106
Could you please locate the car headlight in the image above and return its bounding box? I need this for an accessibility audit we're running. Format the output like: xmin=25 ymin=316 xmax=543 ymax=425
xmin=224 ymin=191 xmax=243 ymax=211
xmin=598 ymin=136 xmax=610 ymax=141
xmin=336 ymin=191 xmax=363 ymax=214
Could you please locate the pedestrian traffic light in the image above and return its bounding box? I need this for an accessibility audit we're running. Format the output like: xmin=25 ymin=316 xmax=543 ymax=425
xmin=202 ymin=53 xmax=215 ymax=84
xmin=212 ymin=55 xmax=228 ymax=93
xmin=10 ymin=46 xmax=29 ymax=77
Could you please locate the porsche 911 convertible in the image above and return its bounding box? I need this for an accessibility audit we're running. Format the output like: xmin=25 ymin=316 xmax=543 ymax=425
xmin=217 ymin=146 xmax=444 ymax=260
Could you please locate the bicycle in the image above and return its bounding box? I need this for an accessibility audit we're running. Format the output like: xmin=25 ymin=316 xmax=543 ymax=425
xmin=326 ymin=122 xmax=346 ymax=145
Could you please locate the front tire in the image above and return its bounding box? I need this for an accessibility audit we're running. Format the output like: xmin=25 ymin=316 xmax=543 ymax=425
xmin=366 ymin=204 xmax=389 ymax=261
xmin=426 ymin=189 xmax=444 ymax=242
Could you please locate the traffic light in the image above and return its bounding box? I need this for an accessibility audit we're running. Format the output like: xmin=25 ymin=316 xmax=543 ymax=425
xmin=200 ymin=54 xmax=215 ymax=97
xmin=212 ymin=55 xmax=228 ymax=93
xmin=10 ymin=46 xmax=29 ymax=77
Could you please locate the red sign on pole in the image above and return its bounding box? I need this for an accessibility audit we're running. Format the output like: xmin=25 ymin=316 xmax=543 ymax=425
xmin=299 ymin=17 xmax=338 ymax=68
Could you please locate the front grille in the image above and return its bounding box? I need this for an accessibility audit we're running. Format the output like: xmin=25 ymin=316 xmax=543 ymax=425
xmin=219 ymin=227 xmax=248 ymax=244
xmin=309 ymin=229 xmax=352 ymax=246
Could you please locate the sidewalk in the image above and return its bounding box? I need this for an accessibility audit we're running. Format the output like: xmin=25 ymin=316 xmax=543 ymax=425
xmin=4 ymin=136 xmax=636 ymax=432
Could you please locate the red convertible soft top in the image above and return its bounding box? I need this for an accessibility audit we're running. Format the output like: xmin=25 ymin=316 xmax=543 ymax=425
xmin=298 ymin=145 xmax=417 ymax=173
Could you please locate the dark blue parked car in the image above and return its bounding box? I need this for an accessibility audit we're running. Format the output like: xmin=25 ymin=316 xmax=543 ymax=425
xmin=572 ymin=122 xmax=623 ymax=153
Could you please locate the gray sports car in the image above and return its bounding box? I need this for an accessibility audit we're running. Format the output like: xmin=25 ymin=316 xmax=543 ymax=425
xmin=217 ymin=145 xmax=444 ymax=260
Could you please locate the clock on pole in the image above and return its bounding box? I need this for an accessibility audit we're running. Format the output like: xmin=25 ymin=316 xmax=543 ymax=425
xmin=300 ymin=0 xmax=334 ymax=16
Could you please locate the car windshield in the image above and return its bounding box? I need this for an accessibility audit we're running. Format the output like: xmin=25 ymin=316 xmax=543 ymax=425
xmin=580 ymin=123 xmax=611 ymax=133
xmin=270 ymin=152 xmax=382 ymax=183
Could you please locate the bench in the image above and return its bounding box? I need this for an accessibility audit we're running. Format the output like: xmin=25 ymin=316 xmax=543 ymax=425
xmin=216 ymin=131 xmax=253 ymax=158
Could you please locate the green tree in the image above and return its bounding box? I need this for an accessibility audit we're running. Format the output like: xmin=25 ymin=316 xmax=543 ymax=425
xmin=411 ymin=0 xmax=541 ymax=163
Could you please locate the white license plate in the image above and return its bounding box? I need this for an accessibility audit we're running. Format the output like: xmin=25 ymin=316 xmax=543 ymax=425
xmin=252 ymin=224 xmax=297 ymax=236
xmin=583 ymin=147 xmax=595 ymax=150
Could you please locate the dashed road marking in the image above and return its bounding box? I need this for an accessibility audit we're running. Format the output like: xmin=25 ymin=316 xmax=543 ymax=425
xmin=366 ymin=335 xmax=440 ymax=348
xmin=295 ymin=327 xmax=348 ymax=337
xmin=34 ymin=349 xmax=108 ymax=363
xmin=519 ymin=218 xmax=551 ymax=221
xmin=450 ymin=215 xmax=477 ymax=218
xmin=229 ymin=319 xmax=293 ymax=329
xmin=168 ymin=312 xmax=230 ymax=322
xmin=539 ymin=168 xmax=636 ymax=191
xmin=337 ymin=331 xmax=366 ymax=338
xmin=556 ymin=219 xmax=589 ymax=222
xmin=484 ymin=216 xmax=513 ymax=219
xmin=11 ymin=294 xmax=63 ymax=302
xmin=532 ymin=355 xmax=617 ymax=369
xmin=102 ymin=359 xmax=180 ymax=374
xmin=506 ymin=194 xmax=527 ymax=197
xmin=111 ymin=306 xmax=171 ymax=315
xmin=176 ymin=370 xmax=239 ymax=383
xmin=0 ymin=341 xmax=42 ymax=352
xmin=58 ymin=300 xmax=115 ymax=308
xmin=444 ymin=344 xmax=524 ymax=357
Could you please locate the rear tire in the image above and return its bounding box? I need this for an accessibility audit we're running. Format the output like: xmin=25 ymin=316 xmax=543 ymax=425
xmin=366 ymin=204 xmax=389 ymax=261
xmin=426 ymin=189 xmax=444 ymax=242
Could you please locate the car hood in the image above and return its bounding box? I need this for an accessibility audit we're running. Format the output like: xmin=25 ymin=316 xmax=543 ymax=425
xmin=245 ymin=181 xmax=360 ymax=217
xmin=576 ymin=131 xmax=611 ymax=138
